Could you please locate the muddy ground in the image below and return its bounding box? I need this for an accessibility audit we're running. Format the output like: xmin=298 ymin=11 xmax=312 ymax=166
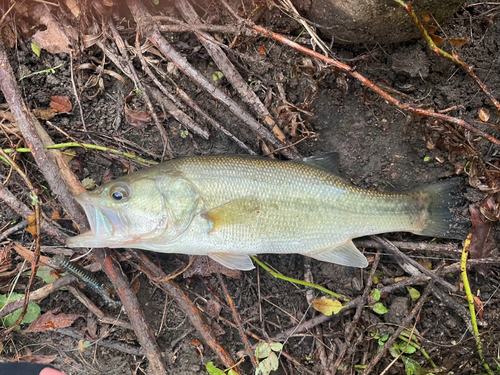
xmin=1 ymin=1 xmax=500 ymax=374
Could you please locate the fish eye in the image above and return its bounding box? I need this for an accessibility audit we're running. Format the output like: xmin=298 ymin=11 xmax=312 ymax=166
xmin=109 ymin=184 xmax=130 ymax=202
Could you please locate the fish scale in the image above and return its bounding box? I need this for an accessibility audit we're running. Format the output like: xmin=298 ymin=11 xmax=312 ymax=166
xmin=67 ymin=154 xmax=462 ymax=270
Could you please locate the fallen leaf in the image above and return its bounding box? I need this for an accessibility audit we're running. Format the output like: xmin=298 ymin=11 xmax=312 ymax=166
xmin=258 ymin=43 xmax=266 ymax=55
xmin=449 ymin=38 xmax=467 ymax=46
xmin=312 ymin=297 xmax=344 ymax=316
xmin=26 ymin=310 xmax=82 ymax=332
xmin=124 ymin=105 xmax=152 ymax=128
xmin=33 ymin=108 xmax=58 ymax=121
xmin=478 ymin=108 xmax=490 ymax=122
xmin=31 ymin=4 xmax=77 ymax=54
xmin=205 ymin=300 xmax=222 ymax=320
xmin=190 ymin=339 xmax=204 ymax=356
xmin=50 ymin=96 xmax=72 ymax=113
xmin=469 ymin=202 xmax=496 ymax=276
xmin=183 ymin=256 xmax=241 ymax=279
xmin=473 ymin=296 xmax=484 ymax=319
xmin=26 ymin=214 xmax=37 ymax=237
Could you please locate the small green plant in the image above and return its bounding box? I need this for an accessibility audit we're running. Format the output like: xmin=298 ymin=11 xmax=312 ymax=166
xmin=0 ymin=293 xmax=41 ymax=330
xmin=180 ymin=130 xmax=189 ymax=138
xmin=205 ymin=362 xmax=238 ymax=375
xmin=255 ymin=342 xmax=283 ymax=375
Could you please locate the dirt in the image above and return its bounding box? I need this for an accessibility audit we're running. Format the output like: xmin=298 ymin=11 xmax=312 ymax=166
xmin=1 ymin=1 xmax=500 ymax=374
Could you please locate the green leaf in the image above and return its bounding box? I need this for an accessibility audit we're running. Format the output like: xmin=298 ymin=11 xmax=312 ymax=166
xmin=373 ymin=271 xmax=384 ymax=284
xmin=269 ymin=342 xmax=283 ymax=352
xmin=372 ymin=302 xmax=388 ymax=315
xmin=206 ymin=362 xmax=225 ymax=375
xmin=423 ymin=156 xmax=430 ymax=162
xmin=388 ymin=344 xmax=400 ymax=358
xmin=0 ymin=293 xmax=41 ymax=329
xmin=213 ymin=71 xmax=224 ymax=82
xmin=31 ymin=41 xmax=42 ymax=57
xmin=402 ymin=355 xmax=427 ymax=375
xmin=370 ymin=289 xmax=381 ymax=303
xmin=180 ymin=130 xmax=189 ymax=138
xmin=228 ymin=370 xmax=238 ymax=375
xmin=378 ymin=334 xmax=389 ymax=346
xmin=402 ymin=343 xmax=417 ymax=355
xmin=23 ymin=266 xmax=59 ymax=284
xmin=256 ymin=342 xmax=271 ymax=359
xmin=256 ymin=352 xmax=279 ymax=375
xmin=406 ymin=287 xmax=421 ymax=303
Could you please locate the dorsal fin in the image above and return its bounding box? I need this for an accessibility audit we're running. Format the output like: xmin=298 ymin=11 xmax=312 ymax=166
xmin=290 ymin=153 xmax=340 ymax=174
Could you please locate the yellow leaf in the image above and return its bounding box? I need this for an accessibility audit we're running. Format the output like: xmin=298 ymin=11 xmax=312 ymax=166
xmin=312 ymin=297 xmax=344 ymax=316
xmin=478 ymin=108 xmax=490 ymax=122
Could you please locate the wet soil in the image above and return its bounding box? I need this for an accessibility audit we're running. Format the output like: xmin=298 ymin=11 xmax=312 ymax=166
xmin=1 ymin=1 xmax=500 ymax=374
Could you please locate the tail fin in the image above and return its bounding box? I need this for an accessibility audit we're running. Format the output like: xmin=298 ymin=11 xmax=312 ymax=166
xmin=412 ymin=178 xmax=468 ymax=239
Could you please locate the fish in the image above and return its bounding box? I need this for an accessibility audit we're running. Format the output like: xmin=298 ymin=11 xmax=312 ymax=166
xmin=66 ymin=154 xmax=463 ymax=271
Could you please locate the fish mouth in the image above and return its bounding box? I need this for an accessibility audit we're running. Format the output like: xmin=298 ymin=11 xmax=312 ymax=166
xmin=66 ymin=193 xmax=119 ymax=248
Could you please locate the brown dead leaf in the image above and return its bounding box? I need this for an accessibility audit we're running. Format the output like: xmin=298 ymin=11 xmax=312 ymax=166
xmin=50 ymin=210 xmax=61 ymax=220
xmin=312 ymin=297 xmax=344 ymax=316
xmin=449 ymin=38 xmax=467 ymax=46
xmin=205 ymin=300 xmax=222 ymax=320
xmin=26 ymin=214 xmax=37 ymax=237
xmin=31 ymin=4 xmax=77 ymax=54
xmin=50 ymin=96 xmax=72 ymax=113
xmin=0 ymin=245 xmax=11 ymax=273
xmin=125 ymin=106 xmax=152 ymax=128
xmin=209 ymin=321 xmax=225 ymax=337
xmin=430 ymin=34 xmax=444 ymax=46
xmin=258 ymin=43 xmax=266 ymax=55
xmin=26 ymin=310 xmax=82 ymax=333
xmin=422 ymin=13 xmax=431 ymax=23
xmin=478 ymin=108 xmax=490 ymax=122
xmin=33 ymin=108 xmax=58 ymax=121
xmin=183 ymin=256 xmax=241 ymax=279
xmin=473 ymin=296 xmax=484 ymax=319
xmin=190 ymin=339 xmax=204 ymax=356
xmin=468 ymin=201 xmax=496 ymax=276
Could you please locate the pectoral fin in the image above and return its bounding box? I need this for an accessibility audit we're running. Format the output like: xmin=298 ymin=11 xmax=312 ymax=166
xmin=208 ymin=253 xmax=255 ymax=270
xmin=309 ymin=240 xmax=368 ymax=268
xmin=204 ymin=198 xmax=264 ymax=233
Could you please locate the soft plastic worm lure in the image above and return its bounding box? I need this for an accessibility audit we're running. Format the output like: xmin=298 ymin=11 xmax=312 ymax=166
xmin=49 ymin=255 xmax=121 ymax=308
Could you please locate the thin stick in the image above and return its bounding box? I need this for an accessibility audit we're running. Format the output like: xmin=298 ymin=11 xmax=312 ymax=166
xmin=217 ymin=273 xmax=258 ymax=369
xmin=126 ymin=0 xmax=299 ymax=159
xmin=332 ymin=250 xmax=381 ymax=372
xmin=251 ymin=255 xmax=347 ymax=301
xmin=0 ymin=149 xmax=41 ymax=334
xmin=371 ymin=236 xmax=458 ymax=292
xmin=362 ymin=281 xmax=434 ymax=375
xmin=460 ymin=233 xmax=494 ymax=375
xmin=218 ymin=1 xmax=500 ymax=145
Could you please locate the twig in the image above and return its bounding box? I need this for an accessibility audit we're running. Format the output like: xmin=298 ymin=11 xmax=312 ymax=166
xmin=0 ymin=39 xmax=89 ymax=230
xmin=460 ymin=233 xmax=494 ymax=374
xmin=175 ymin=86 xmax=256 ymax=155
xmin=354 ymin=239 xmax=461 ymax=254
xmin=0 ymin=219 xmax=28 ymax=242
xmin=251 ymin=255 xmax=347 ymax=301
xmin=176 ymin=0 xmax=299 ymax=157
xmin=107 ymin=21 xmax=173 ymax=159
xmin=394 ymin=0 xmax=500 ymax=115
xmin=332 ymin=250 xmax=381 ymax=372
xmin=218 ymin=1 xmax=500 ymax=145
xmin=362 ymin=281 xmax=434 ymax=375
xmin=2 ymin=143 xmax=157 ymax=165
xmin=126 ymin=0 xmax=299 ymax=159
xmin=217 ymin=273 xmax=258 ymax=368
xmin=371 ymin=236 xmax=458 ymax=293
xmin=0 ymin=149 xmax=41 ymax=334
xmin=96 ymin=249 xmax=168 ymax=375
xmin=57 ymin=328 xmax=142 ymax=356
xmin=126 ymin=248 xmax=241 ymax=374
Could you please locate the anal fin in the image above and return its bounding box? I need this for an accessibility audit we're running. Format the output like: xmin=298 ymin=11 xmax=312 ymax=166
xmin=208 ymin=253 xmax=255 ymax=271
xmin=308 ymin=240 xmax=368 ymax=268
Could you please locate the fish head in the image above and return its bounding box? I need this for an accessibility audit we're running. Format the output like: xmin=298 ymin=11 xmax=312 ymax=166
xmin=67 ymin=176 xmax=168 ymax=248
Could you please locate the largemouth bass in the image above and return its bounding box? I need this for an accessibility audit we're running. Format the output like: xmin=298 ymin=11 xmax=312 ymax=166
xmin=66 ymin=154 xmax=462 ymax=270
